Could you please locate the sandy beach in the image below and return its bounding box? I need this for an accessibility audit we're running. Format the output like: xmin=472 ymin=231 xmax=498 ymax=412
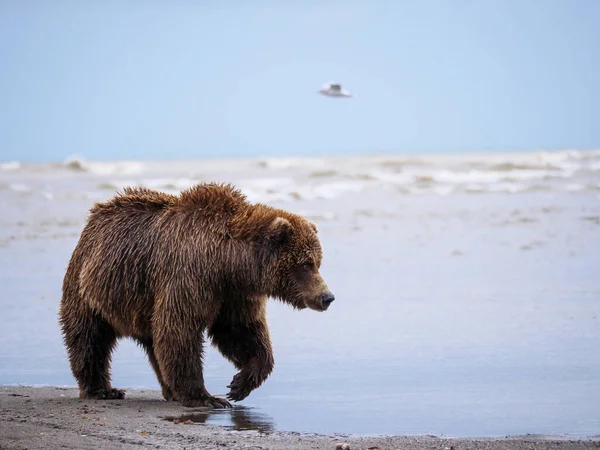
xmin=1 ymin=386 xmax=599 ymax=450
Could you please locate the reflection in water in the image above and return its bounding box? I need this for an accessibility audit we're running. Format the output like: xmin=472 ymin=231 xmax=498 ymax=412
xmin=164 ymin=406 xmax=275 ymax=432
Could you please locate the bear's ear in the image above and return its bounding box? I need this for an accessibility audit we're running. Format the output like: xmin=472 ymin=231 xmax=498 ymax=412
xmin=268 ymin=217 xmax=292 ymax=244
xmin=307 ymin=221 xmax=318 ymax=234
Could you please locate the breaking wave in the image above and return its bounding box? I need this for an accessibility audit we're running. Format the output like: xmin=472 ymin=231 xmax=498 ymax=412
xmin=63 ymin=155 xmax=144 ymax=176
xmin=2 ymin=149 xmax=599 ymax=203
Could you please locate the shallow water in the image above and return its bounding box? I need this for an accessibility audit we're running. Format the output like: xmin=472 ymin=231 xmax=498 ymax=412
xmin=164 ymin=407 xmax=275 ymax=433
xmin=1 ymin=151 xmax=599 ymax=437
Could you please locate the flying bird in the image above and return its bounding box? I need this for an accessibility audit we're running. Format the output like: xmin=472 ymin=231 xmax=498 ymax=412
xmin=318 ymin=82 xmax=353 ymax=98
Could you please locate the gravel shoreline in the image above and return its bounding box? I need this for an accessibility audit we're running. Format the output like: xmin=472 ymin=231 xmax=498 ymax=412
xmin=1 ymin=386 xmax=598 ymax=450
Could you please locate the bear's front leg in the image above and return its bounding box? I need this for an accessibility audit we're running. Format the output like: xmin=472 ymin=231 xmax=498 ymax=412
xmin=153 ymin=300 xmax=231 ymax=409
xmin=209 ymin=313 xmax=274 ymax=402
xmin=226 ymin=354 xmax=274 ymax=402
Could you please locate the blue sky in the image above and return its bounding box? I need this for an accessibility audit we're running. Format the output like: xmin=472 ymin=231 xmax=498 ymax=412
xmin=1 ymin=0 xmax=599 ymax=162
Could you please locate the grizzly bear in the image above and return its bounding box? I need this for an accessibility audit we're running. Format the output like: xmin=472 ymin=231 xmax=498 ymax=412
xmin=59 ymin=183 xmax=335 ymax=408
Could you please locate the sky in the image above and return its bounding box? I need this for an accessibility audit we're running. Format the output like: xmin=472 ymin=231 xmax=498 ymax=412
xmin=1 ymin=0 xmax=599 ymax=163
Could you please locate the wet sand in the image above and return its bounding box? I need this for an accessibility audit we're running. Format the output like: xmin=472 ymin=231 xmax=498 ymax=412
xmin=1 ymin=386 xmax=598 ymax=450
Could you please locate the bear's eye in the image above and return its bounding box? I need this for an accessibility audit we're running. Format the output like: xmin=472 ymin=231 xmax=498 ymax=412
xmin=301 ymin=262 xmax=314 ymax=270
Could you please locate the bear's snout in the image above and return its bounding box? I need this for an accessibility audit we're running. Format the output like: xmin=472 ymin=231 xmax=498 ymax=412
xmin=320 ymin=291 xmax=335 ymax=309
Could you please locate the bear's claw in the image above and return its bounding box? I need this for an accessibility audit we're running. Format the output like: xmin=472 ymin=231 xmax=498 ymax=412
xmin=180 ymin=395 xmax=231 ymax=409
xmin=210 ymin=397 xmax=232 ymax=409
xmin=82 ymin=388 xmax=125 ymax=400
xmin=161 ymin=386 xmax=178 ymax=402
xmin=226 ymin=374 xmax=254 ymax=402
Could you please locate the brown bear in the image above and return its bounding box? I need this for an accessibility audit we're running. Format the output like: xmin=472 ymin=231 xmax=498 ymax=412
xmin=58 ymin=182 xmax=335 ymax=408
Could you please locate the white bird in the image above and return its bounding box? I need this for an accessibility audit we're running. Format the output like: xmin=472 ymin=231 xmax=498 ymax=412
xmin=318 ymin=82 xmax=353 ymax=98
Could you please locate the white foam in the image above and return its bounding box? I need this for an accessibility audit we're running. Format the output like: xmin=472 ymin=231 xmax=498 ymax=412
xmin=430 ymin=185 xmax=455 ymax=196
xmin=566 ymin=184 xmax=585 ymax=192
xmin=289 ymin=181 xmax=368 ymax=201
xmin=140 ymin=178 xmax=196 ymax=191
xmin=0 ymin=161 xmax=21 ymax=172
xmin=240 ymin=188 xmax=262 ymax=203
xmin=20 ymin=148 xmax=598 ymax=201
xmin=488 ymin=182 xmax=529 ymax=194
xmin=311 ymin=181 xmax=366 ymax=199
xmin=437 ymin=169 xmax=558 ymax=184
xmin=362 ymin=170 xmax=413 ymax=184
xmin=214 ymin=152 xmax=598 ymax=201
xmin=258 ymin=157 xmax=327 ymax=170
xmin=240 ymin=187 xmax=291 ymax=204
xmin=63 ymin=155 xmax=144 ymax=176
xmin=87 ymin=161 xmax=145 ymax=176
xmin=238 ymin=177 xmax=296 ymax=194
xmin=97 ymin=180 xmax=139 ymax=191
xmin=461 ymin=184 xmax=487 ymax=194
xmin=298 ymin=211 xmax=337 ymax=221
xmin=8 ymin=183 xmax=31 ymax=192
xmin=354 ymin=166 xmax=570 ymax=189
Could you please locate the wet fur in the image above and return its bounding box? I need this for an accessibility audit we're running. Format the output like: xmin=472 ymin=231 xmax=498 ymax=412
xmin=59 ymin=183 xmax=330 ymax=407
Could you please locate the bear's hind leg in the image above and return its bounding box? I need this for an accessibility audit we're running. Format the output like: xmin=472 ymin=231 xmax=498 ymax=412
xmin=60 ymin=302 xmax=124 ymax=400
xmin=135 ymin=337 xmax=177 ymax=401
xmin=153 ymin=299 xmax=231 ymax=409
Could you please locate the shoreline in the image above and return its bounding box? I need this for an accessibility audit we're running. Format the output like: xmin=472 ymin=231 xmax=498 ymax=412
xmin=1 ymin=386 xmax=598 ymax=450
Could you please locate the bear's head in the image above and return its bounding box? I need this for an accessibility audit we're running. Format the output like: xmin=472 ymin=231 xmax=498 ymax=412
xmin=231 ymin=208 xmax=335 ymax=312
xmin=263 ymin=215 xmax=335 ymax=311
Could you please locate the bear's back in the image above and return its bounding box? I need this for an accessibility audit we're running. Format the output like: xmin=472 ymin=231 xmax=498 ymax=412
xmin=90 ymin=186 xmax=176 ymax=216
xmin=90 ymin=183 xmax=248 ymax=219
